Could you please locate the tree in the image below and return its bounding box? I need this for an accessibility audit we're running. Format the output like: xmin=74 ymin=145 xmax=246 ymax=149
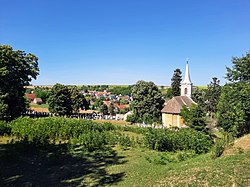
xmin=217 ymin=51 xmax=250 ymax=137
xmin=100 ymin=104 xmax=108 ymax=115
xmin=130 ymin=80 xmax=164 ymax=124
xmin=192 ymin=87 xmax=206 ymax=107
xmin=69 ymin=86 xmax=83 ymax=114
xmin=217 ymin=83 xmax=250 ymax=136
xmin=170 ymin=68 xmax=182 ymax=97
xmin=108 ymin=103 xmax=116 ymax=115
xmin=205 ymin=77 xmax=221 ymax=115
xmin=180 ymin=104 xmax=208 ymax=133
xmin=48 ymin=84 xmax=72 ymax=116
xmin=226 ymin=51 xmax=250 ymax=83
xmin=0 ymin=45 xmax=39 ymax=121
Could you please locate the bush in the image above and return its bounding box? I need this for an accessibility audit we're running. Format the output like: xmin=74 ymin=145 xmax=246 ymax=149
xmin=211 ymin=132 xmax=234 ymax=158
xmin=143 ymin=128 xmax=212 ymax=154
xmin=0 ymin=121 xmax=11 ymax=136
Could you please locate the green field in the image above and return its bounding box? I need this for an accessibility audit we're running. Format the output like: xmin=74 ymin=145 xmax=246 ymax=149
xmin=30 ymin=103 xmax=49 ymax=109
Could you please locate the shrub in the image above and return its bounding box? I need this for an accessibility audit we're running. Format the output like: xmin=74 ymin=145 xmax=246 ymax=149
xmin=143 ymin=128 xmax=212 ymax=154
xmin=0 ymin=121 xmax=11 ymax=136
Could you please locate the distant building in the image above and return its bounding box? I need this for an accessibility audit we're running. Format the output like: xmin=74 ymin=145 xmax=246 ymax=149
xmin=25 ymin=94 xmax=36 ymax=102
xmin=34 ymin=98 xmax=43 ymax=104
xmin=161 ymin=61 xmax=196 ymax=128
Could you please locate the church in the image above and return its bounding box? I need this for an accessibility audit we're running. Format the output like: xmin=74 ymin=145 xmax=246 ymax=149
xmin=161 ymin=62 xmax=196 ymax=128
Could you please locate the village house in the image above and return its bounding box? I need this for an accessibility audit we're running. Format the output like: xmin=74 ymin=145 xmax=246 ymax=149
xmin=34 ymin=98 xmax=43 ymax=104
xmin=161 ymin=62 xmax=196 ymax=128
xmin=25 ymin=93 xmax=36 ymax=102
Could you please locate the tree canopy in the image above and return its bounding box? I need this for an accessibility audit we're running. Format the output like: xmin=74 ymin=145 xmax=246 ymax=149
xmin=48 ymin=84 xmax=73 ymax=116
xmin=205 ymin=77 xmax=221 ymax=115
xmin=181 ymin=104 xmax=208 ymax=133
xmin=129 ymin=80 xmax=164 ymax=124
xmin=226 ymin=51 xmax=250 ymax=83
xmin=0 ymin=45 xmax=39 ymax=121
xmin=218 ymin=51 xmax=250 ymax=137
xmin=170 ymin=68 xmax=182 ymax=97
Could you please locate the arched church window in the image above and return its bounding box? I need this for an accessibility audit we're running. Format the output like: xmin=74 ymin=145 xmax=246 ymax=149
xmin=185 ymin=88 xmax=188 ymax=94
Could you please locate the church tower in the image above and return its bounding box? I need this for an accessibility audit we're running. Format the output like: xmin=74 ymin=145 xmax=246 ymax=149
xmin=181 ymin=61 xmax=192 ymax=97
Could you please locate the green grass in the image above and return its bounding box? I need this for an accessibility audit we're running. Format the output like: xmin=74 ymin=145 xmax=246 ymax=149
xmin=106 ymin=148 xmax=250 ymax=187
xmin=29 ymin=103 xmax=49 ymax=108
xmin=197 ymin=85 xmax=208 ymax=89
xmin=1 ymin=135 xmax=249 ymax=187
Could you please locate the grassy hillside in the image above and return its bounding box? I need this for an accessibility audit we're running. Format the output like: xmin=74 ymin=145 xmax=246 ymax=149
xmin=0 ymin=118 xmax=249 ymax=187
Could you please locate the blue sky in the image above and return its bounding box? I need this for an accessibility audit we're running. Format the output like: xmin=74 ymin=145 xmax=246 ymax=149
xmin=1 ymin=0 xmax=249 ymax=86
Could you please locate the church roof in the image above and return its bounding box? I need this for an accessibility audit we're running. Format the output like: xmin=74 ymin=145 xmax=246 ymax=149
xmin=161 ymin=96 xmax=196 ymax=114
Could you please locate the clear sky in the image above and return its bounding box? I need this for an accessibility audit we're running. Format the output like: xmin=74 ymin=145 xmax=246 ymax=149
xmin=1 ymin=0 xmax=249 ymax=86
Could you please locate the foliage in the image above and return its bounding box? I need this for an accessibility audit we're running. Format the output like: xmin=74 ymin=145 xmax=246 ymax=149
xmin=170 ymin=68 xmax=182 ymax=97
xmin=191 ymin=87 xmax=206 ymax=108
xmin=130 ymin=80 xmax=164 ymax=124
xmin=226 ymin=51 xmax=250 ymax=83
xmin=48 ymin=84 xmax=72 ymax=116
xmin=100 ymin=104 xmax=109 ymax=115
xmin=145 ymin=150 xmax=197 ymax=165
xmin=143 ymin=128 xmax=212 ymax=154
xmin=81 ymin=85 xmax=109 ymax=92
xmin=10 ymin=117 xmax=117 ymax=146
xmin=108 ymin=103 xmax=116 ymax=115
xmin=180 ymin=104 xmax=208 ymax=133
xmin=205 ymin=77 xmax=221 ymax=115
xmin=211 ymin=132 xmax=234 ymax=158
xmin=217 ymin=51 xmax=250 ymax=137
xmin=69 ymin=86 xmax=88 ymax=113
xmin=34 ymin=87 xmax=50 ymax=103
xmin=0 ymin=120 xmax=11 ymax=136
xmin=0 ymin=45 xmax=39 ymax=121
xmin=119 ymin=98 xmax=129 ymax=105
xmin=126 ymin=114 xmax=141 ymax=123
xmin=217 ymin=83 xmax=250 ymax=136
xmin=109 ymin=86 xmax=132 ymax=96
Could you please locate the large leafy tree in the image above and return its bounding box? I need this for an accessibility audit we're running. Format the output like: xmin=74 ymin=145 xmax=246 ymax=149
xmin=170 ymin=68 xmax=182 ymax=97
xmin=217 ymin=51 xmax=250 ymax=137
xmin=0 ymin=45 xmax=39 ymax=121
xmin=217 ymin=83 xmax=250 ymax=136
xmin=130 ymin=80 xmax=164 ymax=123
xmin=48 ymin=84 xmax=72 ymax=116
xmin=192 ymin=87 xmax=206 ymax=107
xmin=69 ymin=86 xmax=89 ymax=113
xmin=226 ymin=51 xmax=250 ymax=83
xmin=180 ymin=104 xmax=208 ymax=133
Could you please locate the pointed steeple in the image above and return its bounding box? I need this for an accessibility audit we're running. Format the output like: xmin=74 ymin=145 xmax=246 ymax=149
xmin=181 ymin=60 xmax=193 ymax=98
xmin=183 ymin=61 xmax=191 ymax=84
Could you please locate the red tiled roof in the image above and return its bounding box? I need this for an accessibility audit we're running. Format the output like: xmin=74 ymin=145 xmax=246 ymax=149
xmin=117 ymin=104 xmax=129 ymax=110
xmin=161 ymin=96 xmax=196 ymax=114
xmin=25 ymin=94 xmax=36 ymax=100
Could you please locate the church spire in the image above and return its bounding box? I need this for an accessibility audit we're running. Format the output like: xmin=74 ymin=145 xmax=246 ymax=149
xmin=183 ymin=60 xmax=191 ymax=84
xmin=181 ymin=59 xmax=192 ymax=98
